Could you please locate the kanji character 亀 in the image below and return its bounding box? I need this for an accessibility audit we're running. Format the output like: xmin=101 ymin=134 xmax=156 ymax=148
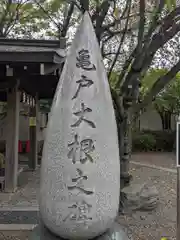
xmin=67 ymin=168 xmax=93 ymax=195
xmin=76 ymin=49 xmax=96 ymax=71
xmin=63 ymin=200 xmax=92 ymax=223
xmin=72 ymin=75 xmax=94 ymax=100
xmin=71 ymin=103 xmax=96 ymax=128
xmin=67 ymin=134 xmax=95 ymax=164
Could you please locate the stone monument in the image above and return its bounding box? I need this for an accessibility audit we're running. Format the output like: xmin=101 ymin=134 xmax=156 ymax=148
xmin=36 ymin=11 xmax=129 ymax=240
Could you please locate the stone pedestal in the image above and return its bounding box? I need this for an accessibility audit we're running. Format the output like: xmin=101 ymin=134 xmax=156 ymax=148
xmin=30 ymin=222 xmax=132 ymax=240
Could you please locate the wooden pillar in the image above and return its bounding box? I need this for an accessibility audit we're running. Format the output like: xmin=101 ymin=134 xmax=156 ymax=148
xmin=5 ymin=81 xmax=20 ymax=192
xmin=28 ymin=94 xmax=38 ymax=170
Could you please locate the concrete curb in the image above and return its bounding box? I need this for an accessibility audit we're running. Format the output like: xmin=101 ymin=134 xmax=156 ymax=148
xmin=0 ymin=206 xmax=39 ymax=211
xmin=0 ymin=224 xmax=37 ymax=231
xmin=131 ymin=161 xmax=177 ymax=174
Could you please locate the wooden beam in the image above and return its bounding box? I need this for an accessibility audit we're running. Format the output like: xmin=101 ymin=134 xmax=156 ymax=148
xmin=6 ymin=65 xmax=13 ymax=77
xmin=43 ymin=63 xmax=60 ymax=75
xmin=0 ymin=74 xmax=59 ymax=100
xmin=0 ymin=52 xmax=62 ymax=63
xmin=0 ymin=78 xmax=17 ymax=91
xmin=5 ymin=80 xmax=20 ymax=192
xmin=0 ymin=38 xmax=66 ymax=49
xmin=40 ymin=64 xmax=45 ymax=75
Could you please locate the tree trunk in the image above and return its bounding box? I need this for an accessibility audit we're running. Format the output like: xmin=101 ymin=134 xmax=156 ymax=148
xmin=160 ymin=113 xmax=165 ymax=130
xmin=119 ymin=110 xmax=132 ymax=189
xmin=117 ymin=108 xmax=133 ymax=213
xmin=164 ymin=111 xmax=171 ymax=130
xmin=159 ymin=111 xmax=171 ymax=130
xmin=112 ymin=91 xmax=133 ymax=212
xmin=80 ymin=0 xmax=89 ymax=12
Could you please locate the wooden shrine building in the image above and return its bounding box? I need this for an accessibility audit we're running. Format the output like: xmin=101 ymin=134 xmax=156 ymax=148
xmin=0 ymin=38 xmax=66 ymax=192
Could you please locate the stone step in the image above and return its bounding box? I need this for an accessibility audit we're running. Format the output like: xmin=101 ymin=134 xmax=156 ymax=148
xmin=0 ymin=230 xmax=32 ymax=240
xmin=0 ymin=210 xmax=38 ymax=239
xmin=0 ymin=211 xmax=39 ymax=225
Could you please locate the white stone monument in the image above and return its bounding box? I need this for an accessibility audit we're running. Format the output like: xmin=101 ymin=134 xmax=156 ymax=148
xmin=39 ymin=12 xmax=120 ymax=240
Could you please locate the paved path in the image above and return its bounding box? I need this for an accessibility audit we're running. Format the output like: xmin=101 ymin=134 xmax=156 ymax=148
xmin=0 ymin=153 xmax=177 ymax=240
xmin=131 ymin=161 xmax=177 ymax=173
xmin=132 ymin=152 xmax=176 ymax=169
xmin=0 ymin=168 xmax=39 ymax=209
xmin=0 ymin=211 xmax=38 ymax=224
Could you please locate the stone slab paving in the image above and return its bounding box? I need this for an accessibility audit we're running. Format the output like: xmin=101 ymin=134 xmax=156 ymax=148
xmin=0 ymin=231 xmax=31 ymax=240
xmin=0 ymin=154 xmax=177 ymax=240
xmin=0 ymin=168 xmax=40 ymax=208
xmin=0 ymin=211 xmax=38 ymax=224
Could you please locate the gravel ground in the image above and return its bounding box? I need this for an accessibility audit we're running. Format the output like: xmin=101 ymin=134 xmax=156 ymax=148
xmin=117 ymin=163 xmax=177 ymax=240
xmin=0 ymin=154 xmax=177 ymax=240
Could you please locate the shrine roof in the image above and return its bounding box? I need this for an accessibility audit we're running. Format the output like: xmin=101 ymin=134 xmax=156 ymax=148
xmin=0 ymin=38 xmax=66 ymax=63
xmin=0 ymin=38 xmax=66 ymax=100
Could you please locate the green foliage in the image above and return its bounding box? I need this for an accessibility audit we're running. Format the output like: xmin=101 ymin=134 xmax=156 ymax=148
xmin=132 ymin=130 xmax=175 ymax=152
xmin=132 ymin=132 xmax=156 ymax=152
xmin=140 ymin=69 xmax=168 ymax=97
xmin=155 ymin=79 xmax=180 ymax=115
xmin=48 ymin=0 xmax=65 ymax=12
xmin=165 ymin=0 xmax=176 ymax=11
xmin=141 ymin=69 xmax=180 ymax=115
xmin=0 ymin=0 xmax=65 ymax=38
xmin=109 ymin=71 xmax=119 ymax=89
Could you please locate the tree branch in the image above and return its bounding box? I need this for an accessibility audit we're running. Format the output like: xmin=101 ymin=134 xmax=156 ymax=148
xmin=143 ymin=0 xmax=165 ymax=44
xmin=115 ymin=47 xmax=136 ymax=90
xmin=120 ymin=5 xmax=180 ymax=98
xmin=108 ymin=0 xmax=132 ymax=79
xmin=91 ymin=1 xmax=101 ymax=22
xmin=115 ymin=1 xmax=164 ymax=91
xmin=33 ymin=0 xmax=62 ymax=31
xmin=66 ymin=0 xmax=81 ymax=11
xmin=79 ymin=0 xmax=89 ymax=12
xmin=133 ymin=59 xmax=180 ymax=118
xmin=95 ymin=0 xmax=111 ymax=42
xmin=2 ymin=0 xmax=27 ymax=37
xmin=61 ymin=2 xmax=75 ymax=37
xmin=0 ymin=0 xmax=15 ymax=36
xmin=137 ymin=0 xmax=145 ymax=53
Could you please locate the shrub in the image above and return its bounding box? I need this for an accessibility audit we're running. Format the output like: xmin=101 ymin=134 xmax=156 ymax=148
xmin=132 ymin=132 xmax=156 ymax=152
xmin=132 ymin=130 xmax=175 ymax=152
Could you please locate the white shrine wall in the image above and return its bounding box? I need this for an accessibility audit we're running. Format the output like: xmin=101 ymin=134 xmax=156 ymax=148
xmin=135 ymin=105 xmax=176 ymax=131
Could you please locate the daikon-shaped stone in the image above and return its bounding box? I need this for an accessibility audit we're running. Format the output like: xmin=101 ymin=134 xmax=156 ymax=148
xmin=39 ymin=11 xmax=120 ymax=240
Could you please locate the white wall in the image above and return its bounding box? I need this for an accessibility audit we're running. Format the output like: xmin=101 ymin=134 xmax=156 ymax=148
xmin=137 ymin=105 xmax=176 ymax=131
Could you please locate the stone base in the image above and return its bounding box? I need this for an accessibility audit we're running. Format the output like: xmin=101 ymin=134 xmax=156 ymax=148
xmin=30 ymin=221 xmax=132 ymax=240
xmin=122 ymin=183 xmax=159 ymax=211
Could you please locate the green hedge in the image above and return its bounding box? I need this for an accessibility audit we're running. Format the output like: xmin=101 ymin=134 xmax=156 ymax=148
xmin=132 ymin=130 xmax=175 ymax=152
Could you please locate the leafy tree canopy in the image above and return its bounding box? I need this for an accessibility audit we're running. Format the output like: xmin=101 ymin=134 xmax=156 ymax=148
xmin=141 ymin=69 xmax=180 ymax=114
